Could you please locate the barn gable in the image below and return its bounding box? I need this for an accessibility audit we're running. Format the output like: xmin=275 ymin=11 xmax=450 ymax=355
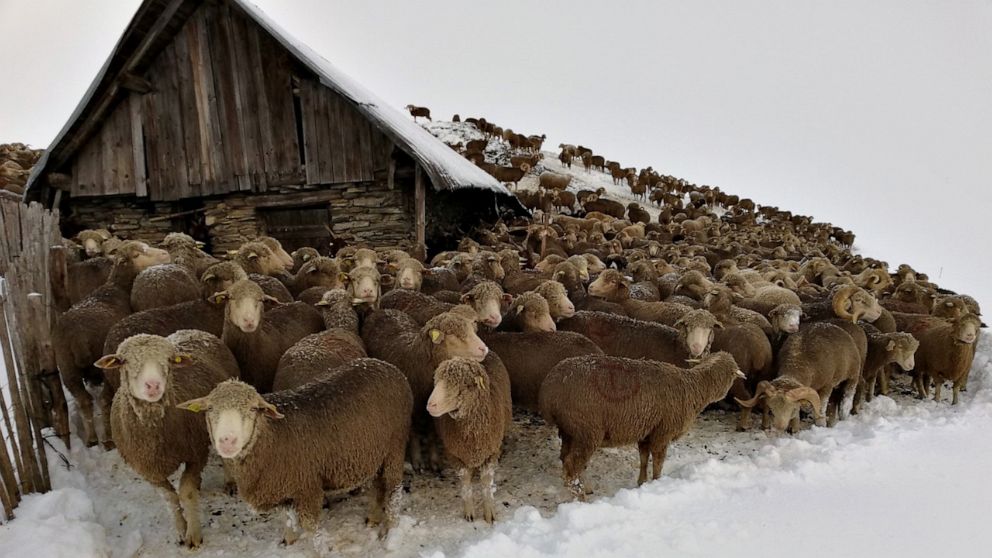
xmin=24 ymin=0 xmax=524 ymax=252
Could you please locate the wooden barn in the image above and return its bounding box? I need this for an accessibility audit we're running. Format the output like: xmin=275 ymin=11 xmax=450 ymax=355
xmin=24 ymin=0 xmax=525 ymax=255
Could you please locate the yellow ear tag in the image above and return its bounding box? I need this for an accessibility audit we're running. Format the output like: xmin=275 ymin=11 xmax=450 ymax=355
xmin=214 ymin=295 xmax=225 ymax=304
xmin=173 ymin=356 xmax=183 ymax=363
xmin=475 ymin=376 xmax=487 ymax=389
xmin=430 ymin=329 xmax=442 ymax=342
xmin=186 ymin=402 xmax=202 ymax=412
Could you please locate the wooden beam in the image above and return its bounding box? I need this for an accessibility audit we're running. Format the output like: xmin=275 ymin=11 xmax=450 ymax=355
xmin=118 ymin=72 xmax=154 ymax=94
xmin=414 ymin=163 xmax=425 ymax=255
xmin=387 ymin=157 xmax=396 ymax=190
xmin=248 ymin=188 xmax=340 ymax=209
xmin=147 ymin=207 xmax=206 ymax=223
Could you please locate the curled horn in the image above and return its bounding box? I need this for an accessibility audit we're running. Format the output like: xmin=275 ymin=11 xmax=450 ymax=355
xmin=785 ymin=387 xmax=824 ymax=423
xmin=735 ymin=380 xmax=774 ymax=408
xmin=832 ymin=285 xmax=862 ymax=323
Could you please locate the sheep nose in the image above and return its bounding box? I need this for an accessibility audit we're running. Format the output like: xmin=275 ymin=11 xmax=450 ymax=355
xmin=144 ymin=380 xmax=161 ymax=395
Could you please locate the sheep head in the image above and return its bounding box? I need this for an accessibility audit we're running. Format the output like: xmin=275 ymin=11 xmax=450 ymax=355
xmin=534 ymin=280 xmax=575 ymax=320
xmin=735 ymin=379 xmax=824 ymax=432
xmin=769 ymin=304 xmax=802 ymax=335
xmin=951 ymin=314 xmax=983 ymax=345
xmin=177 ymin=379 xmax=283 ymax=459
xmin=883 ymin=333 xmax=920 ymax=371
xmin=675 ymin=309 xmax=722 ymax=360
xmin=258 ymin=236 xmax=293 ymax=271
xmin=201 ymin=261 xmax=248 ymax=294
xmin=508 ymin=292 xmax=556 ymax=333
xmin=115 ymin=240 xmax=171 ymax=271
xmin=460 ymin=281 xmax=510 ymax=327
xmin=235 ymin=242 xmax=284 ymax=276
xmin=831 ymin=285 xmax=882 ymax=323
xmin=395 ymin=258 xmax=425 ymax=291
xmin=588 ymin=269 xmax=629 ymax=303
xmin=77 ymin=229 xmax=111 ymax=257
xmin=423 ymin=311 xmax=489 ymax=363
xmin=347 ymin=266 xmax=381 ymax=306
xmin=426 ymin=358 xmax=490 ymax=419
xmin=212 ymin=279 xmax=280 ymax=333
xmin=932 ymin=296 xmax=968 ymax=320
xmin=95 ymin=334 xmax=191 ymax=403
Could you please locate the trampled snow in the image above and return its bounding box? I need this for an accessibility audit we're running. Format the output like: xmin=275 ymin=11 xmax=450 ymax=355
xmin=1 ymin=332 xmax=990 ymax=557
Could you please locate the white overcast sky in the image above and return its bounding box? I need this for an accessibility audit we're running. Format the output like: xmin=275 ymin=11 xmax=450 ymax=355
xmin=1 ymin=0 xmax=990 ymax=305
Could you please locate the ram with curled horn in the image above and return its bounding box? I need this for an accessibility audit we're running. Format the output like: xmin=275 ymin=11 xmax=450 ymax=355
xmin=735 ymin=379 xmax=824 ymax=433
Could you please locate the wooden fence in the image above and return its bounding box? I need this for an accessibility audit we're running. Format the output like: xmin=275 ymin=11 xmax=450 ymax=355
xmin=0 ymin=194 xmax=71 ymax=521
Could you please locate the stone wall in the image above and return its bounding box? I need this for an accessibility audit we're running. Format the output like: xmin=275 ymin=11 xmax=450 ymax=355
xmin=67 ymin=197 xmax=175 ymax=243
xmin=328 ymin=181 xmax=413 ymax=246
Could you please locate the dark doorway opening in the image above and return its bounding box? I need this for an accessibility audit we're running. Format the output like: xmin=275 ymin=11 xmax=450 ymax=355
xmin=258 ymin=204 xmax=332 ymax=254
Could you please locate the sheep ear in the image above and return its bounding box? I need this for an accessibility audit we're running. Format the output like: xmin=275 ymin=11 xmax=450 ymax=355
xmin=475 ymin=375 xmax=487 ymax=390
xmin=306 ymin=266 xmax=320 ymax=274
xmin=515 ymin=304 xmax=525 ymax=315
xmin=714 ymin=320 xmax=724 ymax=329
xmin=338 ymin=272 xmax=350 ymax=285
xmin=460 ymin=293 xmax=474 ymax=304
xmin=302 ymin=254 xmax=313 ymax=262
xmin=501 ymin=293 xmax=513 ymax=304
xmin=171 ymin=354 xmax=193 ymax=367
xmin=94 ymin=354 xmax=124 ymax=369
xmin=429 ymin=329 xmax=445 ymax=344
xmin=202 ymin=272 xmax=216 ymax=281
xmin=176 ymin=397 xmax=211 ymax=413
xmin=256 ymin=401 xmax=284 ymax=420
xmin=886 ymin=340 xmax=896 ymax=352
xmin=247 ymin=251 xmax=259 ymax=261
xmin=262 ymin=294 xmax=283 ymax=305
xmin=315 ymin=298 xmax=330 ymax=307
xmin=210 ymin=291 xmax=229 ymax=305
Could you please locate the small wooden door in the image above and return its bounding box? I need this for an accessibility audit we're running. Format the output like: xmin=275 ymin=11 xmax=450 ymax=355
xmin=258 ymin=204 xmax=331 ymax=253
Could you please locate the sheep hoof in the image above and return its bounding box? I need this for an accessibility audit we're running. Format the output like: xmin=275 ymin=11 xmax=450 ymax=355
xmin=182 ymin=533 xmax=202 ymax=549
xmin=102 ymin=440 xmax=116 ymax=451
xmin=84 ymin=438 xmax=99 ymax=448
xmin=463 ymin=510 xmax=476 ymax=522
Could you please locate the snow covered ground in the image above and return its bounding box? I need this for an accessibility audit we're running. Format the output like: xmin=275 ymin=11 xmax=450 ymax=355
xmin=1 ymin=333 xmax=990 ymax=557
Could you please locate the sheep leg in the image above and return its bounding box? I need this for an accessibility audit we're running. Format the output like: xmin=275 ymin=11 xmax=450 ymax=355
xmin=285 ymin=492 xmax=321 ymax=546
xmin=63 ymin=372 xmax=98 ymax=447
xmin=562 ymin=442 xmax=596 ymax=502
xmin=878 ymin=365 xmax=891 ymax=396
xmin=761 ymin=403 xmax=771 ymax=430
xmin=650 ymin=443 xmax=670 ymax=481
xmin=480 ymin=458 xmax=498 ymax=524
xmin=369 ymin=444 xmax=405 ymax=538
xmin=98 ymin=384 xmax=115 ymax=450
xmin=150 ymin=478 xmax=186 ymax=544
xmin=407 ymin=432 xmax=425 ymax=472
xmin=426 ymin=428 xmax=444 ymax=474
xmin=952 ymin=380 xmax=963 ymax=405
xmin=913 ymin=372 xmax=928 ymax=399
xmin=839 ymin=380 xmax=857 ymax=420
xmin=637 ymin=440 xmax=650 ymax=486
xmin=933 ymin=380 xmax=943 ymax=403
xmin=864 ymin=371 xmax=876 ymax=403
xmin=178 ymin=463 xmax=204 ymax=548
xmin=458 ymin=467 xmax=477 ymax=521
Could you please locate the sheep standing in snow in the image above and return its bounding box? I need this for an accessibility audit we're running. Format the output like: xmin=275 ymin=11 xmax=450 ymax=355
xmin=97 ymin=330 xmax=239 ymax=547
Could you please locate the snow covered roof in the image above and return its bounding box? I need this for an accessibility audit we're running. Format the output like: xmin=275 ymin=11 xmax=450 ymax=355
xmin=25 ymin=0 xmax=524 ymax=213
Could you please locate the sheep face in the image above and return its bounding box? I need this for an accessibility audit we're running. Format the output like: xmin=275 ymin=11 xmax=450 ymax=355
xmin=932 ymin=296 xmax=968 ymax=320
xmin=77 ymin=230 xmax=105 ymax=257
xmin=259 ymin=236 xmax=293 ymax=270
xmin=347 ymin=267 xmax=381 ymax=305
xmin=565 ymin=256 xmax=590 ymax=282
xmin=424 ymin=314 xmax=489 ymax=362
xmin=95 ymin=334 xmax=190 ymax=403
xmin=509 ymin=293 xmax=556 ymax=333
xmin=769 ymin=304 xmax=802 ymax=335
xmin=887 ymin=334 xmax=920 ymax=371
xmin=952 ymin=314 xmax=982 ymax=345
xmin=290 ymin=247 xmax=319 ymax=271
xmin=201 ymin=262 xmax=248 ymax=294
xmin=119 ymin=241 xmax=171 ymax=271
xmin=460 ymin=283 xmax=509 ymax=327
xmin=215 ymin=280 xmax=278 ymax=333
xmin=426 ymin=358 xmax=488 ymax=418
xmin=395 ymin=260 xmax=424 ymax=290
xmin=349 ymin=248 xmax=380 ymax=271
xmin=178 ymin=380 xmax=283 ymax=460
xmin=587 ymin=270 xmax=627 ymax=302
xmin=736 ymin=380 xmax=824 ymax=432
xmin=833 ymin=286 xmax=882 ymax=323
xmin=535 ymin=281 xmax=575 ymax=320
xmin=478 ymin=253 xmax=505 ymax=282
xmin=675 ymin=310 xmax=722 ymax=359
xmin=237 ymin=243 xmax=284 ymax=276
xmin=299 ymin=258 xmax=343 ymax=290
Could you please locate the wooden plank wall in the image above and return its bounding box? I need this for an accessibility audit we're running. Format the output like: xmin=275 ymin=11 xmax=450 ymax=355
xmin=68 ymin=3 xmax=390 ymax=201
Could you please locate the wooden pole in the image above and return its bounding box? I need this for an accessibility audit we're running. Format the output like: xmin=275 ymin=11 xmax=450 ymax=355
xmin=48 ymin=245 xmax=71 ymax=314
xmin=21 ymin=294 xmax=51 ymax=491
xmin=28 ymin=293 xmax=70 ymax=448
xmin=414 ymin=163 xmax=426 ymax=258
xmin=0 ymin=286 xmax=37 ymax=494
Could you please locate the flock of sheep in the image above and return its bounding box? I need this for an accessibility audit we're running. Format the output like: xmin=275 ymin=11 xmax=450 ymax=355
xmin=50 ymin=111 xmax=984 ymax=549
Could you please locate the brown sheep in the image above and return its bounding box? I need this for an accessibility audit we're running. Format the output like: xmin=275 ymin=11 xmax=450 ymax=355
xmin=859 ymin=329 xmax=919 ymax=402
xmin=588 ymin=269 xmax=691 ymax=326
xmin=534 ymin=280 xmax=576 ymax=321
xmin=539 ymin=171 xmax=572 ymax=191
xmin=558 ymin=311 xmax=699 ymax=365
xmin=53 ymin=240 xmax=171 ymax=447
xmin=178 ymin=362 xmax=412 ymax=543
xmin=913 ymin=313 xmax=982 ymax=404
xmin=500 ymin=292 xmax=557 ymax=333
xmin=289 ymin=256 xmax=343 ymax=298
xmin=406 ymin=104 xmax=432 ymax=121
xmin=627 ymin=203 xmax=651 ymax=224
xmin=213 ymin=279 xmax=324 ymax=393
xmin=395 ymin=258 xmax=426 ymax=291
xmin=67 ymin=257 xmax=113 ymax=305
xmin=540 ymin=353 xmax=742 ymax=498
xmin=290 ymin=247 xmax=320 ymax=273
xmin=160 ymin=232 xmax=219 ymax=278
xmin=258 ymin=236 xmax=294 ymax=271
xmin=480 ymin=331 xmax=603 ymax=411
xmin=737 ymin=322 xmax=861 ymax=431
xmin=97 ymin=330 xmax=238 ymax=547
xmin=381 ymin=281 xmax=510 ymax=327
xmin=493 ymin=163 xmax=530 ymax=189
xmin=427 ymin=358 xmax=511 ymax=522
xmin=130 ymin=264 xmax=199 ymax=312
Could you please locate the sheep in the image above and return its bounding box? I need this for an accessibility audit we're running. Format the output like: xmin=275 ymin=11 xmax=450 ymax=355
xmin=540 ymin=353 xmax=743 ymax=498
xmin=200 ymin=261 xmax=248 ymax=295
xmin=395 ymin=258 xmax=425 ymax=290
xmin=130 ymin=263 xmax=199 ymax=312
xmin=362 ymin=309 xmax=491 ymax=470
xmin=538 ymin=171 xmax=572 ymax=191
xmin=701 ymin=286 xmax=774 ymax=336
xmin=912 ymin=313 xmax=982 ymax=404
xmin=77 ymin=228 xmax=113 ymax=257
xmin=493 ymin=163 xmax=530 ymax=188
xmin=213 ymin=279 xmax=324 ymax=393
xmin=96 ymin=330 xmax=238 ymax=547
xmin=735 ymin=283 xmax=803 ymax=316
xmin=177 ymin=361 xmax=413 ymax=543
xmin=802 ymin=284 xmax=883 ymax=324
xmin=53 ymin=240 xmax=171 ymax=447
xmin=582 ymin=197 xmax=626 ymax=219
xmin=232 ymin=242 xmax=285 ymax=276
xmin=627 ymin=203 xmax=651 ymax=224
xmin=289 ymin=256 xmax=343 ymax=298
xmin=558 ymin=311 xmax=700 ymax=364
xmin=406 ymin=104 xmax=432 ymax=121
xmin=480 ymin=331 xmax=602 ymax=411
xmin=427 ymin=358 xmax=510 ymax=522
xmin=272 ymin=289 xmax=367 ymax=391
xmin=587 ymin=269 xmax=691 ymax=326
xmin=160 ymin=232 xmax=218 ymax=277
xmin=534 ymin=280 xmax=576 ymax=321
xmin=290 ymin=247 xmax=320 ymax=273
xmin=381 ymin=281 xmax=510 ymax=327
xmin=258 ymin=236 xmax=294 ymax=271
xmin=500 ymin=292 xmax=556 ymax=332
xmin=66 ymin=256 xmax=113 ymax=304
xmin=859 ymin=329 xmax=919 ymax=403
xmin=736 ymin=322 xmax=861 ymax=431
xmin=346 ymin=265 xmax=383 ymax=306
